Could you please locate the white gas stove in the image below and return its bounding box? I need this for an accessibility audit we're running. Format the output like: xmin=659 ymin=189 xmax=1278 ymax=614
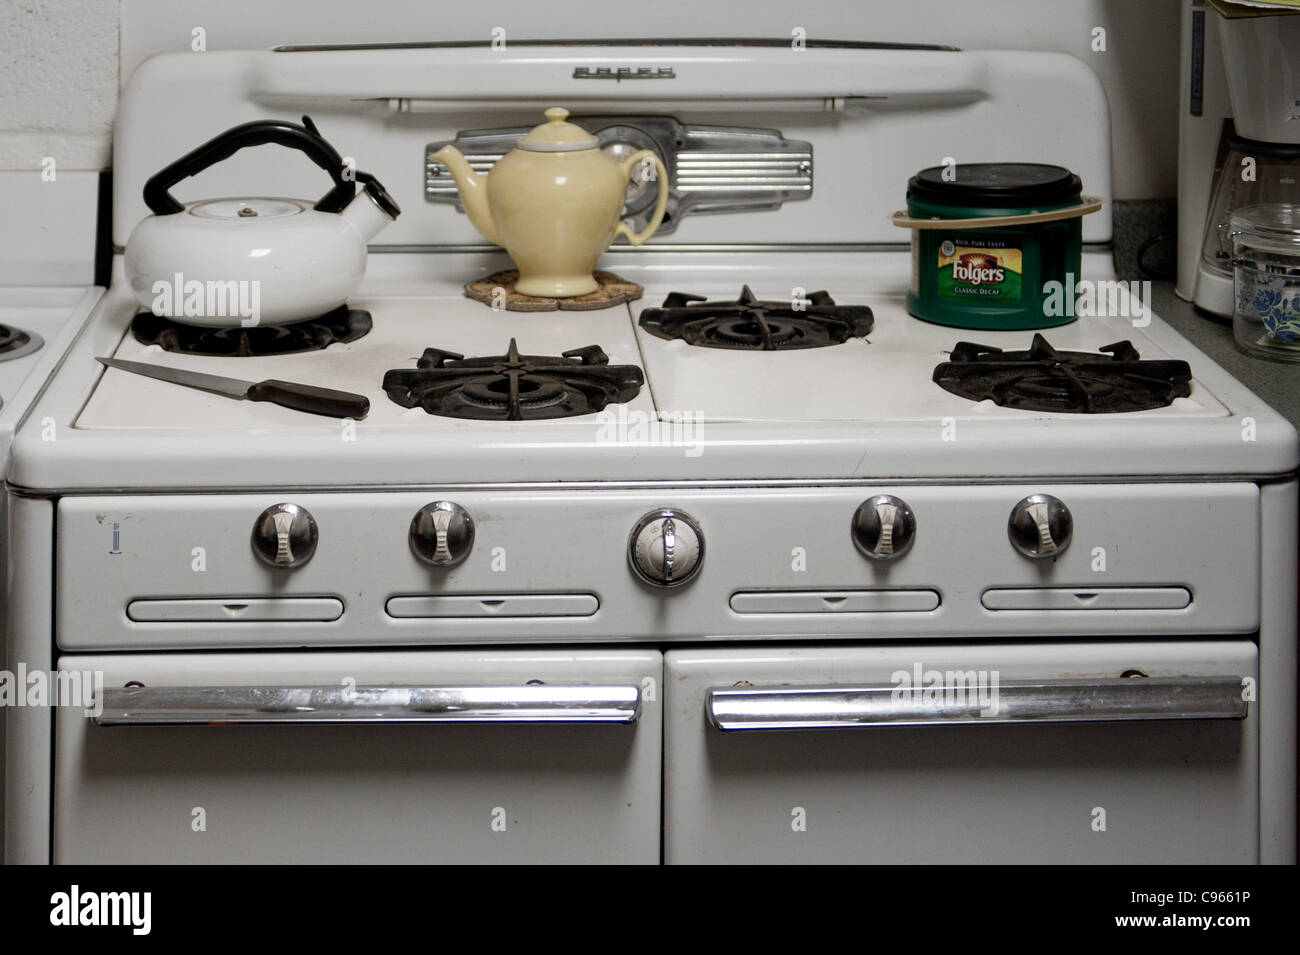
xmin=0 ymin=173 xmax=103 ymax=866
xmin=4 ymin=42 xmax=1295 ymax=865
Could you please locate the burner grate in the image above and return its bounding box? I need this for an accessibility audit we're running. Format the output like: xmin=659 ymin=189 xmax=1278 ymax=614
xmin=131 ymin=306 xmax=371 ymax=357
xmin=933 ymin=334 xmax=1192 ymax=414
xmin=639 ymin=285 xmax=874 ymax=350
xmin=382 ymin=338 xmax=644 ymax=421
xmin=0 ymin=323 xmax=43 ymax=362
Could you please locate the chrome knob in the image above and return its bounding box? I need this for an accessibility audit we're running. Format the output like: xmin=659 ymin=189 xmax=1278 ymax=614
xmin=410 ymin=501 xmax=475 ymax=567
xmin=251 ymin=503 xmax=318 ymax=569
xmin=629 ymin=509 xmax=704 ymax=587
xmin=1008 ymin=494 xmax=1072 ymax=559
xmin=851 ymin=495 xmax=916 ymax=561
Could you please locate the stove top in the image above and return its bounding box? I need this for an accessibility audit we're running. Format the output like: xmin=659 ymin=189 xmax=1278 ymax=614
xmin=383 ymin=338 xmax=644 ymax=421
xmin=932 ymin=335 xmax=1194 ymax=414
xmin=638 ymin=285 xmax=874 ymax=350
xmin=78 ymin=292 xmax=659 ymax=430
xmin=74 ymin=264 xmax=1232 ymax=433
xmin=626 ymin=271 xmax=1228 ymax=425
xmin=132 ymin=306 xmax=372 ymax=357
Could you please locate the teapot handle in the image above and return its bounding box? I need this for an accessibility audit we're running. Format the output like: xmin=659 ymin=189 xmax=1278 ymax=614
xmin=141 ymin=116 xmax=356 ymax=216
xmin=614 ymin=150 xmax=670 ymax=247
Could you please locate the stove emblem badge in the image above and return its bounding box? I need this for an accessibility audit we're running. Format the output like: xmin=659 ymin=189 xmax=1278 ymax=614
xmin=572 ymin=66 xmax=676 ymax=80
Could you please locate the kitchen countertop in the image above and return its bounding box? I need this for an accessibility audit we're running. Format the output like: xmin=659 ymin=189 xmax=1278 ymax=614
xmin=1152 ymin=281 xmax=1300 ymax=430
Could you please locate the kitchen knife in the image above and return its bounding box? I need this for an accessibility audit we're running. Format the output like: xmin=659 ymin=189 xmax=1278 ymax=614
xmin=96 ymin=357 xmax=370 ymax=419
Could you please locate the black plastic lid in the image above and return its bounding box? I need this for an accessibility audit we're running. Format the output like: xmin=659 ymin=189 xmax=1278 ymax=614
xmin=1225 ymin=130 xmax=1300 ymax=161
xmin=908 ymin=163 xmax=1082 ymax=208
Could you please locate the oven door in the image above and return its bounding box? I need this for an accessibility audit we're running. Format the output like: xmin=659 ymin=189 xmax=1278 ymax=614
xmin=665 ymin=641 xmax=1258 ymax=864
xmin=55 ymin=649 xmax=661 ymax=863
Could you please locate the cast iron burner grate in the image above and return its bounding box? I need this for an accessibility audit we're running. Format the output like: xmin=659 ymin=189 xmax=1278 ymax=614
xmin=932 ymin=334 xmax=1193 ymax=413
xmin=382 ymin=338 xmax=645 ymax=421
xmin=0 ymin=323 xmax=42 ymax=362
xmin=638 ymin=285 xmax=874 ymax=350
xmin=131 ymin=306 xmax=372 ymax=357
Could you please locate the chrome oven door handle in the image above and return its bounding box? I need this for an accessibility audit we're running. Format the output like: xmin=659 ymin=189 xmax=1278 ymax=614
xmin=706 ymin=676 xmax=1248 ymax=731
xmin=94 ymin=684 xmax=641 ymax=726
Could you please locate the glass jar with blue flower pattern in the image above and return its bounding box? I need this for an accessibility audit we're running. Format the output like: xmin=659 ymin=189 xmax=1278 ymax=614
xmin=1230 ymin=204 xmax=1300 ymax=361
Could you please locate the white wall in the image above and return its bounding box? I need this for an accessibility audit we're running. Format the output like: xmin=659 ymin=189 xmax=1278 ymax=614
xmin=0 ymin=0 xmax=1182 ymax=198
xmin=0 ymin=0 xmax=118 ymax=170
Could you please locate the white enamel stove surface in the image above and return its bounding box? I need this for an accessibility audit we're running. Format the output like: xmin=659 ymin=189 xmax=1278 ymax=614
xmin=631 ymin=276 xmax=1230 ymax=424
xmin=54 ymin=649 xmax=663 ymax=864
xmin=56 ymin=482 xmax=1260 ymax=649
xmin=76 ymin=254 xmax=1227 ymax=430
xmin=663 ymin=641 xmax=1259 ymax=864
xmin=77 ymin=292 xmax=654 ymax=430
xmin=21 ymin=249 xmax=1286 ymax=493
xmin=44 ymin=256 xmax=1271 ymax=652
xmin=0 ymin=287 xmax=99 ymax=456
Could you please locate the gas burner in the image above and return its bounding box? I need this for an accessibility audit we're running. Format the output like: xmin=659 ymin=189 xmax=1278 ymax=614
xmin=131 ymin=306 xmax=371 ymax=357
xmin=0 ymin=323 xmax=43 ymax=362
xmin=933 ymin=334 xmax=1193 ymax=414
xmin=638 ymin=285 xmax=874 ymax=350
xmin=382 ymin=338 xmax=644 ymax=421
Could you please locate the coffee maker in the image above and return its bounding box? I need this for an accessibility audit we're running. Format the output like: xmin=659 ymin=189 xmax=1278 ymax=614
xmin=1177 ymin=0 xmax=1300 ymax=316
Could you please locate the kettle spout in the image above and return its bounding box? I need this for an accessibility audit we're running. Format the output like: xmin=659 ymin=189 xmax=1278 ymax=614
xmin=340 ymin=181 xmax=398 ymax=244
xmin=433 ymin=145 xmax=500 ymax=246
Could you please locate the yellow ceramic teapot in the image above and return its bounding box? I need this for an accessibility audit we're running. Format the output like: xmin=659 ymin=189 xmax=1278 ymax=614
xmin=433 ymin=108 xmax=669 ymax=297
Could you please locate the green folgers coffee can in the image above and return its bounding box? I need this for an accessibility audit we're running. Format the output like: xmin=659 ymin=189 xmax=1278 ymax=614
xmin=903 ymin=163 xmax=1087 ymax=330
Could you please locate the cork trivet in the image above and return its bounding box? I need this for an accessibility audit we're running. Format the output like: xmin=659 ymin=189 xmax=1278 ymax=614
xmin=464 ymin=270 xmax=643 ymax=312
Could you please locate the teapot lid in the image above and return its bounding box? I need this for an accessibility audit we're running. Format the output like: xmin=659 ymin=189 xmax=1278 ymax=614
xmin=517 ymin=107 xmax=600 ymax=152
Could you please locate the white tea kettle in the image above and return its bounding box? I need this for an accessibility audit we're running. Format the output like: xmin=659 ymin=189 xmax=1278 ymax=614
xmin=124 ymin=116 xmax=400 ymax=327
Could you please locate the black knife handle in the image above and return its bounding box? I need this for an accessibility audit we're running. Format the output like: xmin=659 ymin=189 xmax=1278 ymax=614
xmin=247 ymin=380 xmax=370 ymax=419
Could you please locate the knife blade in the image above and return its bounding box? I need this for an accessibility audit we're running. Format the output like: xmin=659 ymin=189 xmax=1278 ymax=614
xmin=96 ymin=357 xmax=370 ymax=419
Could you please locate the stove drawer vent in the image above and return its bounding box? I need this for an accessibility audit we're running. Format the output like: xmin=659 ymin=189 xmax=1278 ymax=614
xmin=730 ymin=589 xmax=939 ymax=614
xmin=386 ymin=593 xmax=599 ymax=618
xmin=981 ymin=587 xmax=1192 ymax=612
xmin=126 ymin=597 xmax=344 ymax=623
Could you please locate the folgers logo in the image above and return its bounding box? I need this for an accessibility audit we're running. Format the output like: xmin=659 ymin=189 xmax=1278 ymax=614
xmin=936 ymin=241 xmax=1022 ymax=303
xmin=951 ymin=253 xmax=1005 ymax=287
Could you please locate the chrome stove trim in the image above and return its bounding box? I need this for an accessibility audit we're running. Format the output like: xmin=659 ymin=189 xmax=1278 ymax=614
xmin=425 ymin=116 xmax=813 ymax=236
xmin=707 ymin=676 xmax=1250 ymax=730
xmin=11 ymin=472 xmax=1295 ymax=499
xmin=95 ymin=683 xmax=642 ymax=725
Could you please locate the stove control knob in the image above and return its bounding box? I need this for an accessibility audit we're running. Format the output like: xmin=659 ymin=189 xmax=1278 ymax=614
xmin=410 ymin=501 xmax=475 ymax=567
xmin=1008 ymin=494 xmax=1073 ymax=559
xmin=251 ymin=503 xmax=318 ymax=569
xmin=851 ymin=495 xmax=916 ymax=561
xmin=629 ymin=509 xmax=704 ymax=587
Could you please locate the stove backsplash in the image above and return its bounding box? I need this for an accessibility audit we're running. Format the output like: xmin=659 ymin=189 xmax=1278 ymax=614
xmin=111 ymin=44 xmax=1113 ymax=251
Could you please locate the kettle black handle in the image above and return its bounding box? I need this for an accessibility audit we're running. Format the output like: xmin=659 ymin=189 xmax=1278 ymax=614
xmin=141 ymin=116 xmax=357 ymax=216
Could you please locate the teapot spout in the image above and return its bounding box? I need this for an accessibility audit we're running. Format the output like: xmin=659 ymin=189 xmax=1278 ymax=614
xmin=433 ymin=145 xmax=500 ymax=246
